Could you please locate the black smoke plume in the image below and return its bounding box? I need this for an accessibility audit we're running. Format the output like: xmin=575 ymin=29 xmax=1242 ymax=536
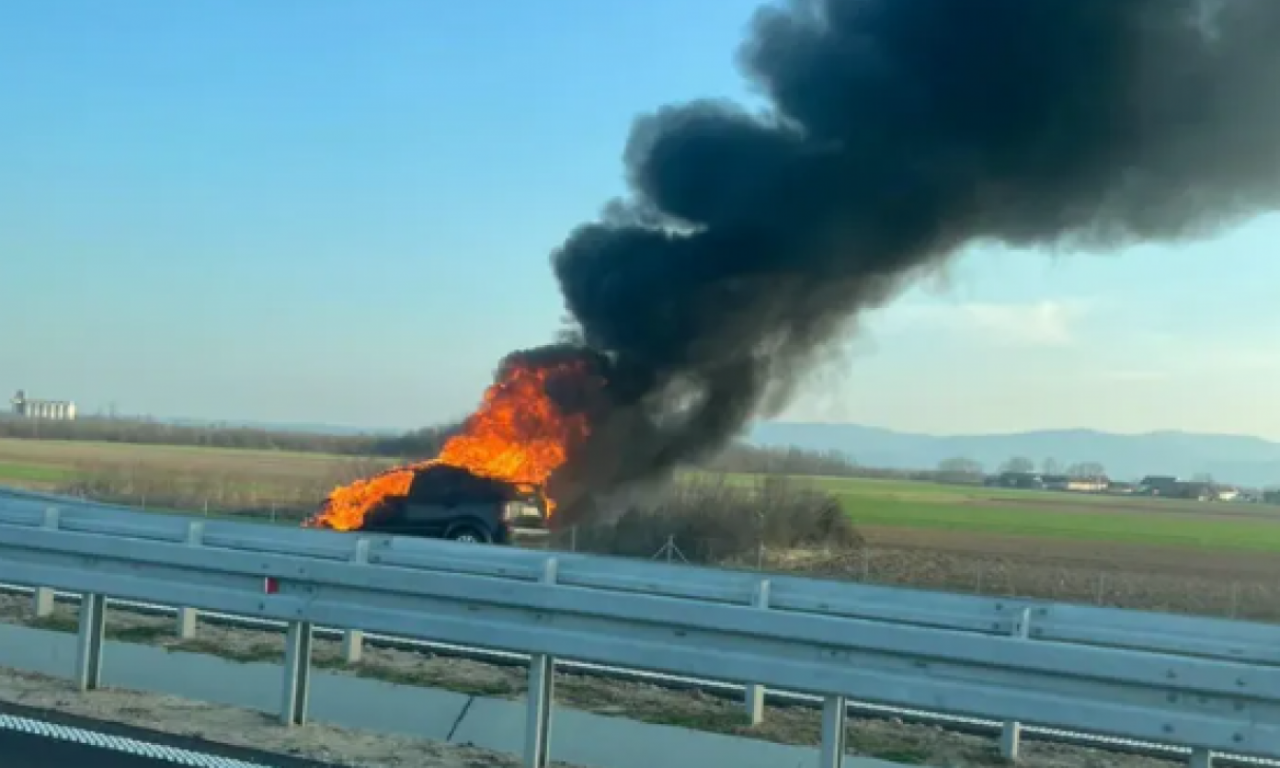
xmin=537 ymin=0 xmax=1280 ymax=520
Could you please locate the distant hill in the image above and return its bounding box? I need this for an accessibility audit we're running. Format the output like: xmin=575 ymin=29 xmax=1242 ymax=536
xmin=748 ymin=422 xmax=1280 ymax=488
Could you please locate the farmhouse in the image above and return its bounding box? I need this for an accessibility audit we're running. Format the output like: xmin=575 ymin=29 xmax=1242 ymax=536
xmin=1041 ymin=474 xmax=1069 ymax=490
xmin=991 ymin=471 xmax=1044 ymax=489
xmin=1138 ymin=475 xmax=1179 ymax=496
xmin=1065 ymin=476 xmax=1109 ymax=493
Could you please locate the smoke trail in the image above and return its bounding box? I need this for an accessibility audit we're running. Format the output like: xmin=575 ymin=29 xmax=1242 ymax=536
xmin=543 ymin=0 xmax=1280 ymax=514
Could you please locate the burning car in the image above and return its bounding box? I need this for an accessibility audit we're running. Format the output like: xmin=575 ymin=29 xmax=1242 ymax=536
xmin=350 ymin=464 xmax=549 ymax=544
xmin=304 ymin=352 xmax=601 ymax=542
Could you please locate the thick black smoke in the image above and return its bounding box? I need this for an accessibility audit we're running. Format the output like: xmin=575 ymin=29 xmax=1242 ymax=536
xmin=541 ymin=0 xmax=1280 ymax=517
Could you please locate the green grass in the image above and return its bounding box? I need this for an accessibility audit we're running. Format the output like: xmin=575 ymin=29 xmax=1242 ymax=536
xmin=0 ymin=461 xmax=78 ymax=485
xmin=834 ymin=495 xmax=1280 ymax=552
xmin=687 ymin=470 xmax=1280 ymax=553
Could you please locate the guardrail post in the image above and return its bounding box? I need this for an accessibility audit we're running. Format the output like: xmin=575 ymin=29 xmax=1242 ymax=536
xmin=1000 ymin=607 xmax=1032 ymax=762
xmin=75 ymin=593 xmax=106 ymax=692
xmin=744 ymin=579 xmax=771 ymax=725
xmin=1190 ymin=749 xmax=1213 ymax=768
xmin=176 ymin=522 xmax=205 ymax=639
xmin=524 ymin=557 xmax=558 ymax=768
xmin=281 ymin=619 xmax=313 ymax=726
xmin=819 ymin=694 xmax=847 ymax=768
xmin=32 ymin=508 xmax=60 ymax=618
xmin=342 ymin=539 xmax=370 ymax=664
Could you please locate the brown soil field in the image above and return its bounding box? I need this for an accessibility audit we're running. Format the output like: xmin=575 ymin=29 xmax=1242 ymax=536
xmin=765 ymin=529 xmax=1280 ymax=622
xmin=973 ymin=495 xmax=1280 ymax=522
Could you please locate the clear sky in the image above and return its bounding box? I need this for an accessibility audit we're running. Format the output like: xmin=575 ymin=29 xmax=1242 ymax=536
xmin=2 ymin=1 xmax=1277 ymax=440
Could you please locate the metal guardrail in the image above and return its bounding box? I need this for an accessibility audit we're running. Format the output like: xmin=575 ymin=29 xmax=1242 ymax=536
xmin=1 ymin=492 xmax=1279 ymax=768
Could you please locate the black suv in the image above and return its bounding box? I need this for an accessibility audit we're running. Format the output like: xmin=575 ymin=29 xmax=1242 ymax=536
xmin=355 ymin=465 xmax=549 ymax=545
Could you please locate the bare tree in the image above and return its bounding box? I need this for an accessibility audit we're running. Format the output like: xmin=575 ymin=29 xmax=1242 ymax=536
xmin=1000 ymin=456 xmax=1035 ymax=474
xmin=936 ymin=457 xmax=984 ymax=484
xmin=1067 ymin=462 xmax=1107 ymax=479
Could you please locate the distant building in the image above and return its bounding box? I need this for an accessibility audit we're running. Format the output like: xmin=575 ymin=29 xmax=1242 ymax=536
xmin=1174 ymin=481 xmax=1215 ymax=501
xmin=1065 ymin=476 xmax=1110 ymax=493
xmin=1214 ymin=486 xmax=1241 ymax=502
xmin=10 ymin=390 xmax=77 ymax=421
xmin=1041 ymin=474 xmax=1070 ymax=491
xmin=1138 ymin=475 xmax=1180 ymax=496
xmin=992 ymin=471 xmax=1045 ymax=490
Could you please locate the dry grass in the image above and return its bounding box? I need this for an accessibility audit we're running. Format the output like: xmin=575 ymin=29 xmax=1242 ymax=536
xmin=571 ymin=474 xmax=862 ymax=564
xmin=56 ymin=458 xmax=391 ymax=522
xmin=5 ymin=438 xmax=1279 ymax=621
xmin=794 ymin=538 xmax=1280 ymax=622
xmin=0 ymin=438 xmax=395 ymax=520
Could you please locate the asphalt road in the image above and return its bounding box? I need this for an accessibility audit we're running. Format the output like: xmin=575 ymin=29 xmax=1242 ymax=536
xmin=0 ymin=727 xmax=189 ymax=768
xmin=0 ymin=701 xmax=334 ymax=768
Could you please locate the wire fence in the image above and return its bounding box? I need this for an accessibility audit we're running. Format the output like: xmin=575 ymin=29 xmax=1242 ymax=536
xmin=542 ymin=525 xmax=1280 ymax=624
xmin=42 ymin=485 xmax=1280 ymax=624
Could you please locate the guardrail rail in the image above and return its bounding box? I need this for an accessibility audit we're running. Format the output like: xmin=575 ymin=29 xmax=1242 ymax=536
xmin=1 ymin=491 xmax=1278 ymax=768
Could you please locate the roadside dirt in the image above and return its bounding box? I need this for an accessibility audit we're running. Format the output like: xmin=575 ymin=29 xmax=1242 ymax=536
xmin=0 ymin=592 xmax=1179 ymax=768
xmin=0 ymin=666 xmax=576 ymax=768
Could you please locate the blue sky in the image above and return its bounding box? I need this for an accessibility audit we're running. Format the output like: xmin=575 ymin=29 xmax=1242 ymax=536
xmin=2 ymin=1 xmax=1277 ymax=439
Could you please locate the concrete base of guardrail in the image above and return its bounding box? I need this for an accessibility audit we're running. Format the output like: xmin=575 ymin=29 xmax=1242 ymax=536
xmin=0 ymin=623 xmax=914 ymax=768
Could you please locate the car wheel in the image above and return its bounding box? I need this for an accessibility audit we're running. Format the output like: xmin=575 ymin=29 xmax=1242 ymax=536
xmin=447 ymin=525 xmax=489 ymax=544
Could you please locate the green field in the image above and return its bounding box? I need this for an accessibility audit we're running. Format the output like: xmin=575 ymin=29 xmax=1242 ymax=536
xmin=0 ymin=462 xmax=78 ymax=486
xmin=698 ymin=472 xmax=1280 ymax=554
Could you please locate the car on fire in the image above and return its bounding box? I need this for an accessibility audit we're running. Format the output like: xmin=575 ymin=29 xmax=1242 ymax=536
xmin=353 ymin=464 xmax=549 ymax=545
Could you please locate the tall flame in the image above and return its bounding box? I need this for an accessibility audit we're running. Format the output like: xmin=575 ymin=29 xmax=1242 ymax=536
xmin=305 ymin=359 xmax=594 ymax=531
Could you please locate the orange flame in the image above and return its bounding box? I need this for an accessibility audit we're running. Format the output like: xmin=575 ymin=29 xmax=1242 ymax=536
xmin=305 ymin=360 xmax=594 ymax=531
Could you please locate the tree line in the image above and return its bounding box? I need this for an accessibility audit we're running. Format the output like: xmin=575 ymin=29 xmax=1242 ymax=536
xmin=0 ymin=414 xmax=460 ymax=460
xmin=0 ymin=413 xmax=925 ymax=481
xmin=936 ymin=455 xmax=1109 ymax=481
xmin=7 ymin=415 xmax=1275 ymax=498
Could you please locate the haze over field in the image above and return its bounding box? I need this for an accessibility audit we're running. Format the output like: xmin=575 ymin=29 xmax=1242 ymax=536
xmin=752 ymin=422 xmax=1280 ymax=487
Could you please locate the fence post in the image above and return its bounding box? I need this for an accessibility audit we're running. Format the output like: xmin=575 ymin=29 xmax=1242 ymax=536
xmin=1095 ymin=572 xmax=1106 ymax=605
xmin=32 ymin=508 xmax=59 ymax=618
xmin=176 ymin=522 xmax=205 ymax=639
xmin=744 ymin=579 xmax=771 ymax=725
xmin=524 ymin=557 xmax=559 ymax=768
xmin=342 ymin=539 xmax=370 ymax=663
xmin=999 ymin=607 xmax=1032 ymax=762
xmin=818 ymin=694 xmax=847 ymax=768
xmin=1229 ymin=583 xmax=1240 ymax=619
xmin=281 ymin=619 xmax=313 ymax=726
xmin=75 ymin=593 xmax=106 ymax=692
xmin=1190 ymin=749 xmax=1214 ymax=768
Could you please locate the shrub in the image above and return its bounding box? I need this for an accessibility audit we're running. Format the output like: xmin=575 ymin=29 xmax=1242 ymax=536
xmin=571 ymin=473 xmax=861 ymax=564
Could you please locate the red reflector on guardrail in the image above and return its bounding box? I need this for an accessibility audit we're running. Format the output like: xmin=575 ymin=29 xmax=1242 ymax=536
xmin=264 ymin=577 xmax=279 ymax=594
